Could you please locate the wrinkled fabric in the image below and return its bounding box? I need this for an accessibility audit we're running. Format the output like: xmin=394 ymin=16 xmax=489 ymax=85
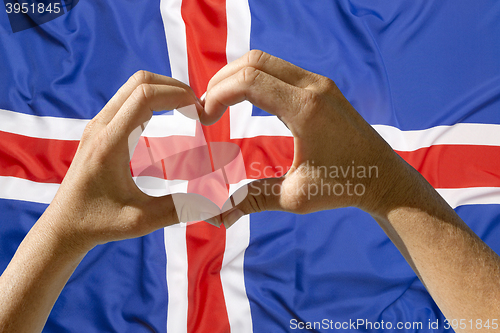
xmin=0 ymin=1 xmax=499 ymax=332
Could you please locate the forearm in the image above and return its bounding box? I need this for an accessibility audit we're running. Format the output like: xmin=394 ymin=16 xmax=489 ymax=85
xmin=0 ymin=71 xmax=192 ymax=333
xmin=372 ymin=160 xmax=500 ymax=326
xmin=0 ymin=208 xmax=89 ymax=333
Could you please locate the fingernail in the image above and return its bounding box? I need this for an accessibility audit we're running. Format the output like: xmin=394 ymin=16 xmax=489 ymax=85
xmin=222 ymin=209 xmax=245 ymax=229
xmin=204 ymin=216 xmax=222 ymax=228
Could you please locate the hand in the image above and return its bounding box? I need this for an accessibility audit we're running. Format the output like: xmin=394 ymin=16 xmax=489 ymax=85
xmin=46 ymin=71 xmax=203 ymax=252
xmin=203 ymin=50 xmax=500 ymax=326
xmin=0 ymin=71 xmax=206 ymax=333
xmin=202 ymin=50 xmax=407 ymax=225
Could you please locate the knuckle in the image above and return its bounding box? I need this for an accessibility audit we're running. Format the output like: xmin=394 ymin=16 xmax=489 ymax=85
xmin=317 ymin=76 xmax=337 ymax=93
xmin=130 ymin=70 xmax=154 ymax=86
xmin=82 ymin=118 xmax=97 ymax=136
xmin=300 ymin=77 xmax=337 ymax=113
xmin=293 ymin=75 xmax=345 ymax=126
xmin=245 ymin=49 xmax=269 ymax=68
xmin=308 ymin=74 xmax=337 ymax=95
xmin=80 ymin=118 xmax=101 ymax=143
xmin=238 ymin=66 xmax=260 ymax=86
xmin=300 ymin=89 xmax=324 ymax=114
xmin=132 ymin=83 xmax=156 ymax=107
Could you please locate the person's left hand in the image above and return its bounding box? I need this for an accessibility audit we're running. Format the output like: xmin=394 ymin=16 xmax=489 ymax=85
xmin=44 ymin=71 xmax=204 ymax=252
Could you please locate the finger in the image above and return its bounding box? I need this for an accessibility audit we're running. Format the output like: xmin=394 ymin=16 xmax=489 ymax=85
xmin=108 ymin=83 xmax=201 ymax=143
xmin=141 ymin=193 xmax=224 ymax=232
xmin=221 ymin=178 xmax=288 ymax=228
xmin=96 ymin=71 xmax=200 ymax=126
xmin=207 ymin=50 xmax=318 ymax=93
xmin=169 ymin=193 xmax=222 ymax=224
xmin=202 ymin=67 xmax=305 ymax=126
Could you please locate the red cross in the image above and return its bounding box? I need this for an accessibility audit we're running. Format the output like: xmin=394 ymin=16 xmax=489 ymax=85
xmin=131 ymin=1 xmax=293 ymax=332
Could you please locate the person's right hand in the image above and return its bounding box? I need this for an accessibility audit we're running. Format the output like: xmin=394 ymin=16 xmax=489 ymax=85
xmin=202 ymin=50 xmax=412 ymax=225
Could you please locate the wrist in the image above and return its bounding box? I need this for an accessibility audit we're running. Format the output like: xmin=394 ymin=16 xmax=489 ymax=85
xmin=358 ymin=152 xmax=427 ymax=219
xmin=37 ymin=201 xmax=96 ymax=258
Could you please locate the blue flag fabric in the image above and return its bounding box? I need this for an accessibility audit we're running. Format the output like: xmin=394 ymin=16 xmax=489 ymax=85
xmin=1 ymin=1 xmax=499 ymax=332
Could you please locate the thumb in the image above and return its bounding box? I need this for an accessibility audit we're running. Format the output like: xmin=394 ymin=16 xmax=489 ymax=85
xmin=222 ymin=177 xmax=286 ymax=228
xmin=143 ymin=194 xmax=180 ymax=231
